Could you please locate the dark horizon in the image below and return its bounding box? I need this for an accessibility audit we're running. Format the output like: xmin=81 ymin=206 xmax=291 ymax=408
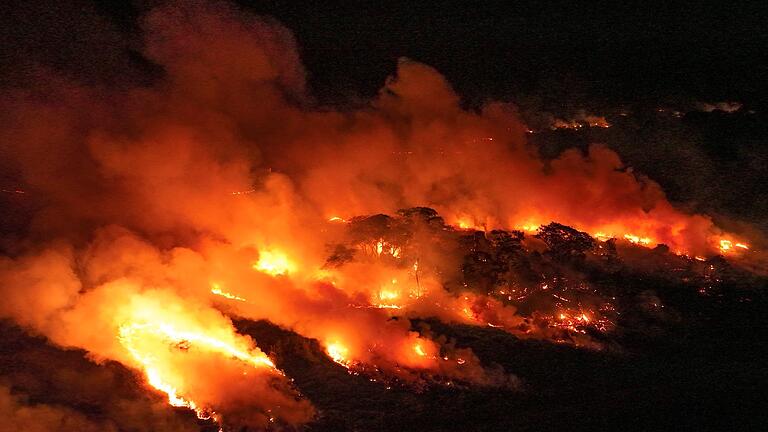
xmin=3 ymin=1 xmax=768 ymax=108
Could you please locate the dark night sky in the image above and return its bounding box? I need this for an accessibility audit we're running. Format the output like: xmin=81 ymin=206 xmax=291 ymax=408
xmin=244 ymin=1 xmax=768 ymax=108
xmin=2 ymin=0 xmax=768 ymax=108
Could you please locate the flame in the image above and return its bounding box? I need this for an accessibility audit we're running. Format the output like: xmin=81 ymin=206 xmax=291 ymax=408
xmin=593 ymin=232 xmax=612 ymax=241
xmin=210 ymin=283 xmax=247 ymax=302
xmin=550 ymin=113 xmax=610 ymax=130
xmin=253 ymin=250 xmax=294 ymax=276
xmin=413 ymin=342 xmax=427 ymax=357
xmin=623 ymin=234 xmax=652 ymax=245
xmin=550 ymin=310 xmax=604 ymax=336
xmin=118 ymin=320 xmax=277 ymax=422
xmin=373 ymin=279 xmax=402 ymax=308
xmin=325 ymin=342 xmax=351 ymax=367
xmin=455 ymin=216 xmax=483 ymax=230
xmin=230 ymin=189 xmax=256 ymax=195
xmin=719 ymin=239 xmax=750 ymax=253
xmin=378 ymin=289 xmax=399 ymax=301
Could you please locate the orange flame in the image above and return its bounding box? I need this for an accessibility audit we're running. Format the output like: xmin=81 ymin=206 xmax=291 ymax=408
xmin=118 ymin=320 xmax=277 ymax=422
xmin=253 ymin=250 xmax=294 ymax=276
xmin=326 ymin=342 xmax=351 ymax=368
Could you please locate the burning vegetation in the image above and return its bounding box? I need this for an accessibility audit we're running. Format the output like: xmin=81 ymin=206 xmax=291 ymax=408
xmin=0 ymin=1 xmax=765 ymax=431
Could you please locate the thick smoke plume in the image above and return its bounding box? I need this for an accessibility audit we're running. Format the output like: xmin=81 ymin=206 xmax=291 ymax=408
xmin=0 ymin=0 xmax=754 ymax=428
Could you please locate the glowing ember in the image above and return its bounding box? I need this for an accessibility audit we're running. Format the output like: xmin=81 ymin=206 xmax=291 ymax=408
xmin=230 ymin=189 xmax=256 ymax=195
xmin=254 ymin=250 xmax=294 ymax=276
xmin=548 ymin=308 xmax=614 ymax=337
xmin=1 ymin=188 xmax=25 ymax=194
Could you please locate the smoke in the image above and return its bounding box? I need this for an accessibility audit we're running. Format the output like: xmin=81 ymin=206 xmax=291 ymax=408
xmin=0 ymin=0 xmax=755 ymax=428
xmin=0 ymin=321 xmax=202 ymax=432
xmin=0 ymin=384 xmax=114 ymax=432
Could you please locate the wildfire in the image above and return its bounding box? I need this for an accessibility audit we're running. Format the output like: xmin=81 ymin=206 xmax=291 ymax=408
xmin=551 ymin=119 xmax=583 ymax=130
xmin=326 ymin=342 xmax=351 ymax=367
xmin=520 ymin=224 xmax=540 ymax=233
xmin=378 ymin=288 xmax=399 ymax=301
xmin=372 ymin=278 xmax=403 ymax=309
xmin=2 ymin=4 xmax=764 ymax=426
xmin=718 ymin=239 xmax=749 ymax=253
xmin=623 ymin=234 xmax=652 ymax=245
xmin=210 ymin=283 xmax=247 ymax=302
xmin=254 ymin=250 xmax=294 ymax=276
xmin=413 ymin=342 xmax=427 ymax=357
xmin=456 ymin=217 xmax=483 ymax=230
xmin=548 ymin=308 xmax=615 ymax=337
xmin=118 ymin=321 xmax=278 ymax=422
xmin=552 ymin=311 xmax=589 ymax=334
